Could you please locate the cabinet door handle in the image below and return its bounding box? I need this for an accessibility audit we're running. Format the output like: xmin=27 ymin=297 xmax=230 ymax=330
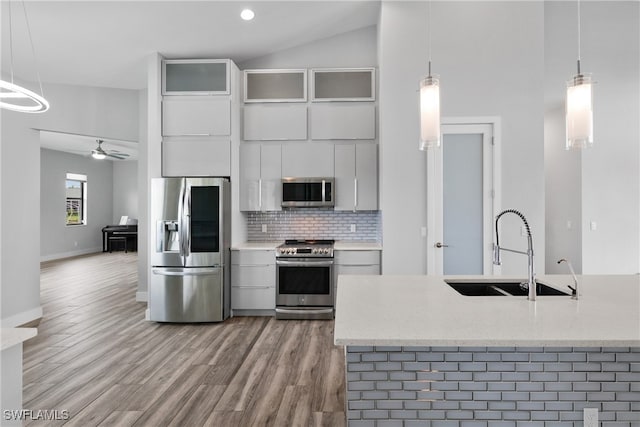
xmin=233 ymin=286 xmax=272 ymax=290
xmin=354 ymin=178 xmax=358 ymax=210
xmin=258 ymin=178 xmax=263 ymax=210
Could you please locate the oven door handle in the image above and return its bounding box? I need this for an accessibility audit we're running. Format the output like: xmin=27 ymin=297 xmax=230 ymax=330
xmin=276 ymin=260 xmax=334 ymax=267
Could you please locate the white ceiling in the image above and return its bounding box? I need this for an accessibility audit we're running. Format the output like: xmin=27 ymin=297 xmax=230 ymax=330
xmin=3 ymin=1 xmax=380 ymax=157
xmin=1 ymin=1 xmax=381 ymax=90
xmin=39 ymin=130 xmax=139 ymax=161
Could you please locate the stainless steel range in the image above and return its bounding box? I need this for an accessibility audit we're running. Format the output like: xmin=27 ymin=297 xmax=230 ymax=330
xmin=275 ymin=239 xmax=335 ymax=320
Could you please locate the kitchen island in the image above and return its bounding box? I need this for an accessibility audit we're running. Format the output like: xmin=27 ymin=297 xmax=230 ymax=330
xmin=334 ymin=275 xmax=640 ymax=426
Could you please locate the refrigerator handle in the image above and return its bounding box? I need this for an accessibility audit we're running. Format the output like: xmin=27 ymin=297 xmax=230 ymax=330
xmin=177 ymin=180 xmax=186 ymax=257
xmin=183 ymin=181 xmax=191 ymax=257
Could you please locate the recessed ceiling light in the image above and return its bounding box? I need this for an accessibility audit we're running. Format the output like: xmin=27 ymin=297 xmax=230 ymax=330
xmin=240 ymin=8 xmax=255 ymax=21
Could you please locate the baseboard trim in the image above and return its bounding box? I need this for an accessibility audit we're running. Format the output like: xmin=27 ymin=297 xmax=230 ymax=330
xmin=40 ymin=247 xmax=103 ymax=262
xmin=136 ymin=292 xmax=148 ymax=302
xmin=1 ymin=306 xmax=43 ymax=328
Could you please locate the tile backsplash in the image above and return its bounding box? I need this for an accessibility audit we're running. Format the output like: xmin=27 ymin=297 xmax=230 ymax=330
xmin=246 ymin=209 xmax=381 ymax=242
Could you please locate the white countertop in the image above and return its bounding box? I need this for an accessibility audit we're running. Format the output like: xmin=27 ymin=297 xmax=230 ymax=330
xmin=334 ymin=274 xmax=640 ymax=347
xmin=232 ymin=241 xmax=382 ymax=251
xmin=1 ymin=328 xmax=37 ymax=351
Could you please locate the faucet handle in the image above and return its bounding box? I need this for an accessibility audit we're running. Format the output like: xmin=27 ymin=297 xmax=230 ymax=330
xmin=492 ymin=244 xmax=501 ymax=265
xmin=567 ymin=285 xmax=577 ymax=296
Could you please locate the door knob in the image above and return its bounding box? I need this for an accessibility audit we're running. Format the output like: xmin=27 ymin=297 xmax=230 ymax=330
xmin=435 ymin=242 xmax=449 ymax=248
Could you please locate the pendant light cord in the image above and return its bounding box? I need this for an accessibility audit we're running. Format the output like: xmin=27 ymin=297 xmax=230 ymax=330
xmin=20 ymin=0 xmax=46 ymax=98
xmin=8 ymin=1 xmax=15 ymax=84
xmin=428 ymin=0 xmax=432 ymax=77
xmin=577 ymin=0 xmax=582 ymax=74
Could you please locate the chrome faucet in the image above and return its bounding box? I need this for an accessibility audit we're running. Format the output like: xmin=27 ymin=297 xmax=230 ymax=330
xmin=493 ymin=209 xmax=536 ymax=301
xmin=557 ymin=258 xmax=578 ymax=299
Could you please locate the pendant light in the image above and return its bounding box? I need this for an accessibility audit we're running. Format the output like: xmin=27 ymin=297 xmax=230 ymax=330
xmin=565 ymin=0 xmax=593 ymax=149
xmin=419 ymin=0 xmax=440 ymax=150
xmin=0 ymin=0 xmax=49 ymax=113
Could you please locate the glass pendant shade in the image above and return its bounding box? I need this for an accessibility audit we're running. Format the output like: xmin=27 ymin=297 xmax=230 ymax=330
xmin=565 ymin=74 xmax=593 ymax=149
xmin=91 ymin=151 xmax=106 ymax=160
xmin=419 ymin=75 xmax=441 ymax=150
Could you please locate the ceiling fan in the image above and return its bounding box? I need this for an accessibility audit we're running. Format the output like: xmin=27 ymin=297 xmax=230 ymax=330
xmin=91 ymin=139 xmax=130 ymax=160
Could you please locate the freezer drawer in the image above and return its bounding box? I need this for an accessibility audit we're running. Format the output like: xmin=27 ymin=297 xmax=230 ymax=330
xmin=150 ymin=267 xmax=226 ymax=322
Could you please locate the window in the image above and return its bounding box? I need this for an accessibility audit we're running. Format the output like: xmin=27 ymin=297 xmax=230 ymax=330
xmin=66 ymin=173 xmax=87 ymax=226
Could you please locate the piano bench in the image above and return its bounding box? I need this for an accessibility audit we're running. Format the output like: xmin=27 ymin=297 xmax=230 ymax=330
xmin=108 ymin=236 xmax=128 ymax=253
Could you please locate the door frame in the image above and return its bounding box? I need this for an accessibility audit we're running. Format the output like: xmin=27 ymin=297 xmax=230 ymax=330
xmin=425 ymin=116 xmax=502 ymax=275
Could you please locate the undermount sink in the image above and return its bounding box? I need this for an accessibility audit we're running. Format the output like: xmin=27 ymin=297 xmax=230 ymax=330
xmin=445 ymin=279 xmax=571 ymax=297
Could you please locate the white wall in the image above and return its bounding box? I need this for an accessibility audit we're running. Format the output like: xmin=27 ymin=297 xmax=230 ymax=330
xmin=379 ymin=1 xmax=545 ymax=274
xmin=544 ymin=1 xmax=640 ymax=274
xmin=1 ymin=81 xmax=139 ymax=326
xmin=112 ymin=161 xmax=138 ymax=223
xmin=40 ymin=148 xmax=114 ymax=260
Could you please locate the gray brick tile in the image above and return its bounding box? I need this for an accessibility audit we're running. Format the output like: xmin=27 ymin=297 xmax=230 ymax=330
xmin=348 ymin=391 xmax=361 ymax=400
xmin=572 ymin=401 xmax=599 ymax=412
xmin=348 ymin=372 xmax=361 ymax=381
xmin=432 ymin=382 xmax=459 ymax=391
xmin=603 ymin=347 xmax=629 ymax=353
xmin=602 ymin=381 xmax=630 ymax=392
xmin=487 ymin=382 xmax=515 ymax=391
xmin=460 ymin=401 xmax=488 ymax=410
xmin=571 ymin=362 xmax=602 ymax=372
xmin=545 ymin=401 xmax=573 ymax=411
xmin=362 ymin=352 xmax=388 ymax=362
xmin=402 ymin=381 xmax=431 ymax=391
xmin=601 ymin=423 xmax=634 ymax=427
xmin=431 ymin=362 xmax=459 ymax=371
xmin=404 ymin=400 xmax=432 ymax=410
xmin=616 ymin=411 xmax=640 ymax=421
xmin=378 ymin=421 xmax=403 ymax=427
xmin=588 ymin=352 xmax=616 ymax=362
xmin=543 ymin=382 xmax=572 ymax=392
xmin=348 ymin=420 xmax=374 ymax=427
xmin=632 ymin=363 xmax=640 ymax=372
xmin=376 ymin=381 xmax=403 ymax=391
xmin=461 ymin=422 xmax=488 ymax=427
xmin=531 ymin=411 xmax=559 ymax=421
xmin=488 ymin=347 xmax=516 ymax=352
xmin=502 ymin=411 xmax=530 ymax=420
xmin=615 ymin=392 xmax=640 ymax=401
xmin=347 ymin=353 xmax=362 ymax=362
xmin=541 ymin=423 xmax=573 ymax=427
xmin=590 ymin=372 xmax=616 ymax=382
xmin=389 ymin=352 xmax=416 ymax=362
xmin=349 ymin=363 xmax=375 ymax=372
xmin=432 ymin=346 xmax=460 ymax=352
xmin=390 ymin=409 xmax=418 ymax=419
xmin=501 ymin=353 xmax=530 ymax=362
xmin=542 ymin=362 xmax=573 ymax=372
xmin=445 ymin=391 xmax=473 ymax=401
xmin=349 ymin=346 xmax=375 ymax=353
xmin=572 ymin=382 xmax=600 ymax=392
xmin=446 ymin=353 xmax=473 ymax=362
xmin=431 ymin=421 xmax=460 ymax=427
xmin=376 ymin=362 xmax=402 ymax=371
xmin=473 ymin=411 xmax=503 ymax=420
xmin=559 ymin=411 xmax=582 ymax=421
xmin=602 ymin=362 xmax=630 ymax=372
xmin=558 ymin=352 xmax=586 ymax=362
xmin=417 ymin=410 xmax=446 ymax=420
xmin=530 ymin=372 xmax=558 ymax=382
xmin=501 ymin=372 xmax=530 ymax=382
xmin=515 ymin=382 xmax=544 ymax=392
xmin=362 ymin=371 xmax=388 ymax=381
xmin=515 ymin=363 xmax=543 ymax=372
xmin=544 ymin=347 xmax=572 ymax=352
xmin=516 ymin=401 xmax=544 ymax=411
xmin=516 ymin=347 xmax=544 ymax=353
xmin=431 ymin=400 xmax=460 ymax=410
xmin=389 ymin=371 xmax=416 ymax=381
xmin=405 ymin=346 xmax=430 ymax=352
xmin=558 ymin=391 xmax=588 ymax=401
xmin=362 ymin=410 xmax=389 ymax=419
xmin=530 ymin=353 xmax=558 ymax=362
xmin=632 ymin=383 xmax=640 ymax=391
xmin=530 ymin=391 xmax=558 ymax=401
xmin=348 ymin=410 xmax=362 ymax=420
xmin=617 ymin=353 xmax=640 ymax=362
xmin=487 ymin=362 xmax=516 ymax=372
xmin=586 ymin=391 xmax=616 ymax=401
xmin=445 ymin=410 xmax=473 ymax=420
xmin=349 ymin=381 xmax=375 ymax=391
xmin=474 ymin=372 xmax=501 ymax=381
xmin=362 ymin=390 xmax=388 ymax=400
xmin=458 ymin=362 xmax=487 ymax=372
xmin=350 ymin=400 xmax=375 ymax=410
xmin=417 ymin=352 xmax=445 ymax=362
xmin=406 ymin=421 xmax=431 ymax=427
xmin=417 ymin=371 xmax=445 ymax=381
xmin=616 ymin=372 xmax=640 ymax=381
xmin=388 ymin=390 xmax=416 ymax=400
xmin=461 ymin=347 xmax=489 ymax=352
xmin=474 ymin=353 xmax=502 ymax=362
xmin=445 ymin=372 xmax=473 ymax=381
xmin=416 ymin=391 xmax=444 ymax=401
xmin=485 ymin=423 xmax=516 ymax=427
xmin=558 ymin=372 xmax=587 ymax=382
xmin=603 ymin=401 xmax=630 ymax=411
xmin=515 ymin=422 xmax=544 ymax=427
xmin=502 ymin=391 xmax=530 ymax=401
xmin=376 ymin=400 xmax=403 ymax=410
xmin=473 ymin=391 xmax=502 ymax=401
xmin=404 ymin=362 xmax=431 ymax=371
xmin=376 ymin=346 xmax=402 ymax=352
xmin=460 ymin=381 xmax=488 ymax=391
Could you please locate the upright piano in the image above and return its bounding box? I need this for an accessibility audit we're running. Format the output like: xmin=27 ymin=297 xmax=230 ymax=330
xmin=102 ymin=224 xmax=138 ymax=252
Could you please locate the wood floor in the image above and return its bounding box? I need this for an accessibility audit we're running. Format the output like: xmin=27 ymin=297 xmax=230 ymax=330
xmin=24 ymin=252 xmax=345 ymax=426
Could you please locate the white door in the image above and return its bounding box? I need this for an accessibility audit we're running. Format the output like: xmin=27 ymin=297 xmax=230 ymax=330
xmin=426 ymin=122 xmax=498 ymax=275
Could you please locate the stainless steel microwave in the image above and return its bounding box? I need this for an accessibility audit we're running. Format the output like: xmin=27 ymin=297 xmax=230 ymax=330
xmin=282 ymin=178 xmax=335 ymax=208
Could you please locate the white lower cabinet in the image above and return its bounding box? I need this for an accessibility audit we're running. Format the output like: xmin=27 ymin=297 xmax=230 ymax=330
xmin=231 ymin=250 xmax=276 ymax=313
xmin=334 ymin=250 xmax=381 ymax=296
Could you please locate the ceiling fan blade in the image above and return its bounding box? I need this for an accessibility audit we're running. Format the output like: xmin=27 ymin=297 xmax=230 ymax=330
xmin=106 ymin=152 xmax=129 ymax=160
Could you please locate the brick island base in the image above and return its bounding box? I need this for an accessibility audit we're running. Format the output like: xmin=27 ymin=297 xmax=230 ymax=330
xmin=345 ymin=346 xmax=640 ymax=427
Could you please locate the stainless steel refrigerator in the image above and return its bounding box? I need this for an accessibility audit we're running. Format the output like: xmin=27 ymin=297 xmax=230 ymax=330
xmin=149 ymin=177 xmax=230 ymax=322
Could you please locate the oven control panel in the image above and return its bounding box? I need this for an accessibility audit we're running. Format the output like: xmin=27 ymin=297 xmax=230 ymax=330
xmin=277 ymin=246 xmax=333 ymax=257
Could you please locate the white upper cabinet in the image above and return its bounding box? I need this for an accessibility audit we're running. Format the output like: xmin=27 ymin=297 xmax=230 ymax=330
xmin=334 ymin=143 xmax=378 ymax=211
xmin=162 ymin=138 xmax=231 ymax=177
xmin=310 ymin=103 xmax=376 ymax=140
xmin=281 ymin=142 xmax=334 ymax=177
xmin=240 ymin=143 xmax=282 ymax=211
xmin=311 ymin=68 xmax=375 ymax=102
xmin=243 ymin=104 xmax=307 ymax=141
xmin=162 ymin=97 xmax=231 ymax=136
xmin=244 ymin=69 xmax=307 ymax=102
xmin=162 ymin=59 xmax=230 ymax=95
